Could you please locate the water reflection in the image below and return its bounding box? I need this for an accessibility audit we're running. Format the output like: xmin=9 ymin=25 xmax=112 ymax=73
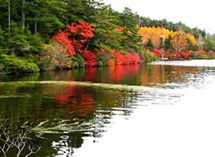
xmin=55 ymin=85 xmax=95 ymax=117
xmin=0 ymin=61 xmax=214 ymax=156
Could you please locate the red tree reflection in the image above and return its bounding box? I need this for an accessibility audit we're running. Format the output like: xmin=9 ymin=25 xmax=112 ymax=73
xmin=109 ymin=64 xmax=140 ymax=81
xmin=84 ymin=67 xmax=96 ymax=81
xmin=55 ymin=85 xmax=95 ymax=117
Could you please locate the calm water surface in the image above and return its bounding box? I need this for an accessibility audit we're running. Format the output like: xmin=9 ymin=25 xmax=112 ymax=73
xmin=0 ymin=60 xmax=215 ymax=157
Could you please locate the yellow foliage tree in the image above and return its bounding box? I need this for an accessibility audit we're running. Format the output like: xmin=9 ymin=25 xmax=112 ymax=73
xmin=138 ymin=26 xmax=198 ymax=52
xmin=139 ymin=26 xmax=174 ymax=49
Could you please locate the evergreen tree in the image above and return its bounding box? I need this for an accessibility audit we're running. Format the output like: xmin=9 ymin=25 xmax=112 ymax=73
xmin=164 ymin=35 xmax=173 ymax=51
xmin=145 ymin=39 xmax=154 ymax=51
xmin=119 ymin=7 xmax=142 ymax=52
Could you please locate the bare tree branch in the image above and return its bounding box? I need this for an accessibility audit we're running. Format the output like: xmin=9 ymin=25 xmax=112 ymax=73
xmin=0 ymin=117 xmax=41 ymax=157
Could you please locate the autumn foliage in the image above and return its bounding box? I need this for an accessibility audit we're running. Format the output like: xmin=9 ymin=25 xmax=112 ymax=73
xmin=139 ymin=27 xmax=198 ymax=49
xmin=151 ymin=49 xmax=162 ymax=57
xmin=139 ymin=26 xmax=204 ymax=60
xmin=53 ymin=21 xmax=95 ymax=56
xmin=53 ymin=21 xmax=98 ymax=67
xmin=81 ymin=50 xmax=97 ymax=67
xmin=51 ymin=21 xmax=205 ymax=68
xmin=52 ymin=21 xmax=142 ymax=67
xmin=113 ymin=51 xmax=141 ymax=65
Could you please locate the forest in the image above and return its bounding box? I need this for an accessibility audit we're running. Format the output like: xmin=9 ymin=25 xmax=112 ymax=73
xmin=1 ymin=0 xmax=215 ymax=73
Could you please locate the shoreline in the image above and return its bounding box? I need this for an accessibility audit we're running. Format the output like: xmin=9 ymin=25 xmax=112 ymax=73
xmin=1 ymin=58 xmax=215 ymax=75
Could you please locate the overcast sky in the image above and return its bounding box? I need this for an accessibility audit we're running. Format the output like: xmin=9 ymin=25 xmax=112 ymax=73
xmin=101 ymin=0 xmax=215 ymax=34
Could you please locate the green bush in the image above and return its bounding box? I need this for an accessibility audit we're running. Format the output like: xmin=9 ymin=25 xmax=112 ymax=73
xmin=71 ymin=53 xmax=86 ymax=68
xmin=196 ymin=55 xmax=209 ymax=59
xmin=97 ymin=61 xmax=104 ymax=67
xmin=189 ymin=52 xmax=203 ymax=59
xmin=95 ymin=49 xmax=113 ymax=66
xmin=143 ymin=51 xmax=159 ymax=62
xmin=0 ymin=54 xmax=39 ymax=74
xmin=195 ymin=55 xmax=215 ymax=59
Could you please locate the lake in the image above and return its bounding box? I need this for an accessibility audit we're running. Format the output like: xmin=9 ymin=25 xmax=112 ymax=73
xmin=0 ymin=60 xmax=215 ymax=157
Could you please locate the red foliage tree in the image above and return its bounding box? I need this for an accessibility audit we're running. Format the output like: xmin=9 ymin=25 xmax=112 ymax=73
xmin=67 ymin=21 xmax=95 ymax=38
xmin=113 ymin=51 xmax=141 ymax=65
xmin=182 ymin=52 xmax=190 ymax=59
xmin=81 ymin=50 xmax=97 ymax=67
xmin=113 ymin=52 xmax=126 ymax=64
xmin=152 ymin=49 xmax=162 ymax=57
xmin=127 ymin=54 xmax=141 ymax=64
xmin=53 ymin=30 xmax=75 ymax=56
xmin=53 ymin=21 xmax=95 ymax=57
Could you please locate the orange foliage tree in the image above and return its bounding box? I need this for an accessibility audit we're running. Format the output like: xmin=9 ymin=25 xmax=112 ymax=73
xmin=171 ymin=30 xmax=189 ymax=53
xmin=139 ymin=26 xmax=199 ymax=59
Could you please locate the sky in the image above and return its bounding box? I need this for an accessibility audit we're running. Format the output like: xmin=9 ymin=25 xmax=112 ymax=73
xmin=101 ymin=0 xmax=215 ymax=34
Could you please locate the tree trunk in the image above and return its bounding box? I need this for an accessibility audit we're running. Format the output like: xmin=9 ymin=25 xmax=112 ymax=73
xmin=22 ymin=0 xmax=25 ymax=29
xmin=84 ymin=39 xmax=90 ymax=51
xmin=34 ymin=21 xmax=37 ymax=34
xmin=8 ymin=0 xmax=11 ymax=29
xmin=162 ymin=30 xmax=166 ymax=47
